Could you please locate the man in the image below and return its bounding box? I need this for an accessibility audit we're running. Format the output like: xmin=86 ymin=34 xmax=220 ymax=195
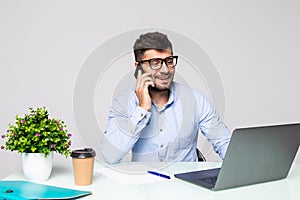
xmin=100 ymin=31 xmax=231 ymax=163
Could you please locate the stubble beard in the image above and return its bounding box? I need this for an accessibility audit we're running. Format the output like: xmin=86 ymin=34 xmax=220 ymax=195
xmin=152 ymin=72 xmax=174 ymax=91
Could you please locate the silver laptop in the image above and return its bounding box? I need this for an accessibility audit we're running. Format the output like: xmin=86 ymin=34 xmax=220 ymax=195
xmin=175 ymin=123 xmax=300 ymax=191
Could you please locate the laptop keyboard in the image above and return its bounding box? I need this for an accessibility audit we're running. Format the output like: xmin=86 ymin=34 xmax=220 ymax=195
xmin=198 ymin=176 xmax=218 ymax=184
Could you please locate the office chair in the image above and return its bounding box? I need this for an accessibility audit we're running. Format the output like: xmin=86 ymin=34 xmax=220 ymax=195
xmin=196 ymin=148 xmax=206 ymax=162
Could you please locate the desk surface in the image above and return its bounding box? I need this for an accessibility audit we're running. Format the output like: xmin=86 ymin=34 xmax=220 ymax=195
xmin=3 ymin=159 xmax=300 ymax=200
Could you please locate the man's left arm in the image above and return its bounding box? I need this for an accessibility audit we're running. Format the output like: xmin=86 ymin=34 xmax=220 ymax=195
xmin=196 ymin=93 xmax=231 ymax=159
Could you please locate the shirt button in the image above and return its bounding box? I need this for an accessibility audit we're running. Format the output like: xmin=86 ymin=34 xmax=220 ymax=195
xmin=160 ymin=144 xmax=164 ymax=148
xmin=159 ymin=128 xmax=163 ymax=132
xmin=140 ymin=113 xmax=144 ymax=117
xmin=160 ymin=159 xmax=163 ymax=162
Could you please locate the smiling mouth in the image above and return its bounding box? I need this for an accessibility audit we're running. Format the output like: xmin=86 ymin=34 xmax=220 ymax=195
xmin=159 ymin=77 xmax=169 ymax=81
xmin=156 ymin=75 xmax=170 ymax=80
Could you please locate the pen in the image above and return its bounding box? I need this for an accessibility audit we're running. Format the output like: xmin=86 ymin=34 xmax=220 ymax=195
xmin=147 ymin=171 xmax=171 ymax=179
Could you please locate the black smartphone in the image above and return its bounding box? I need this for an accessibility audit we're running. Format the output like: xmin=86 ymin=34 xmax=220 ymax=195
xmin=134 ymin=64 xmax=154 ymax=90
xmin=134 ymin=64 xmax=145 ymax=79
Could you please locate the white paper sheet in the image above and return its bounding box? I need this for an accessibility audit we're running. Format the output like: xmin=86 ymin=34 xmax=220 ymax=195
xmin=96 ymin=164 xmax=171 ymax=185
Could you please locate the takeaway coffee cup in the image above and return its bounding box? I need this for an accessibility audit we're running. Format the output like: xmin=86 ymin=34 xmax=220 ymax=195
xmin=71 ymin=148 xmax=96 ymax=186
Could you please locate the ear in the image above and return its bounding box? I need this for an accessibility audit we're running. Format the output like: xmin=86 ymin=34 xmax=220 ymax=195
xmin=134 ymin=62 xmax=139 ymax=68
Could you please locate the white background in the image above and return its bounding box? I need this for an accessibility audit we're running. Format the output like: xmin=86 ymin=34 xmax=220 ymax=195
xmin=0 ymin=0 xmax=299 ymax=179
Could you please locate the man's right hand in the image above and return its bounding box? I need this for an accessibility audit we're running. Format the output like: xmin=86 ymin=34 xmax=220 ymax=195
xmin=134 ymin=70 xmax=155 ymax=111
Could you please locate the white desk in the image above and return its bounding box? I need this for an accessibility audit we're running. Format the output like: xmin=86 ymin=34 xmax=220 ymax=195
xmin=3 ymin=159 xmax=300 ymax=200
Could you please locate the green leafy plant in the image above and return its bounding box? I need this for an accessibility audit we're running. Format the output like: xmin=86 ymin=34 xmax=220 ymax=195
xmin=1 ymin=107 xmax=71 ymax=157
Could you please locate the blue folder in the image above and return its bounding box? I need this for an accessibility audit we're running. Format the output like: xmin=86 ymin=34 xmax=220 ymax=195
xmin=0 ymin=180 xmax=91 ymax=199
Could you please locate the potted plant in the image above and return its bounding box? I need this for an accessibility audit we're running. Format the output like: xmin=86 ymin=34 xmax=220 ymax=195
xmin=1 ymin=107 xmax=72 ymax=181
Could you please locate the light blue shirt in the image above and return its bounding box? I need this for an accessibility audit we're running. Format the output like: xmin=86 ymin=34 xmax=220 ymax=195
xmin=100 ymin=82 xmax=231 ymax=163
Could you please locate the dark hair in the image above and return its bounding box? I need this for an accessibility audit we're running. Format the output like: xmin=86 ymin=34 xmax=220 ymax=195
xmin=133 ymin=31 xmax=173 ymax=62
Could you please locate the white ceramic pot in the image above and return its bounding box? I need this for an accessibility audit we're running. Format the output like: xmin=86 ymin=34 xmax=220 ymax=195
xmin=21 ymin=152 xmax=53 ymax=181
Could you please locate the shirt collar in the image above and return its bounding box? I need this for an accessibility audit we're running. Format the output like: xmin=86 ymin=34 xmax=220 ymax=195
xmin=152 ymin=82 xmax=176 ymax=111
xmin=167 ymin=82 xmax=176 ymax=106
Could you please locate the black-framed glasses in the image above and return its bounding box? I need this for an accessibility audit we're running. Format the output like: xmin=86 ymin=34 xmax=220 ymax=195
xmin=138 ymin=56 xmax=178 ymax=70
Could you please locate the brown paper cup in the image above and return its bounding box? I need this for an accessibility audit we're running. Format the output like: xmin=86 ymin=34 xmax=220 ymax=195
xmin=71 ymin=148 xmax=96 ymax=186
